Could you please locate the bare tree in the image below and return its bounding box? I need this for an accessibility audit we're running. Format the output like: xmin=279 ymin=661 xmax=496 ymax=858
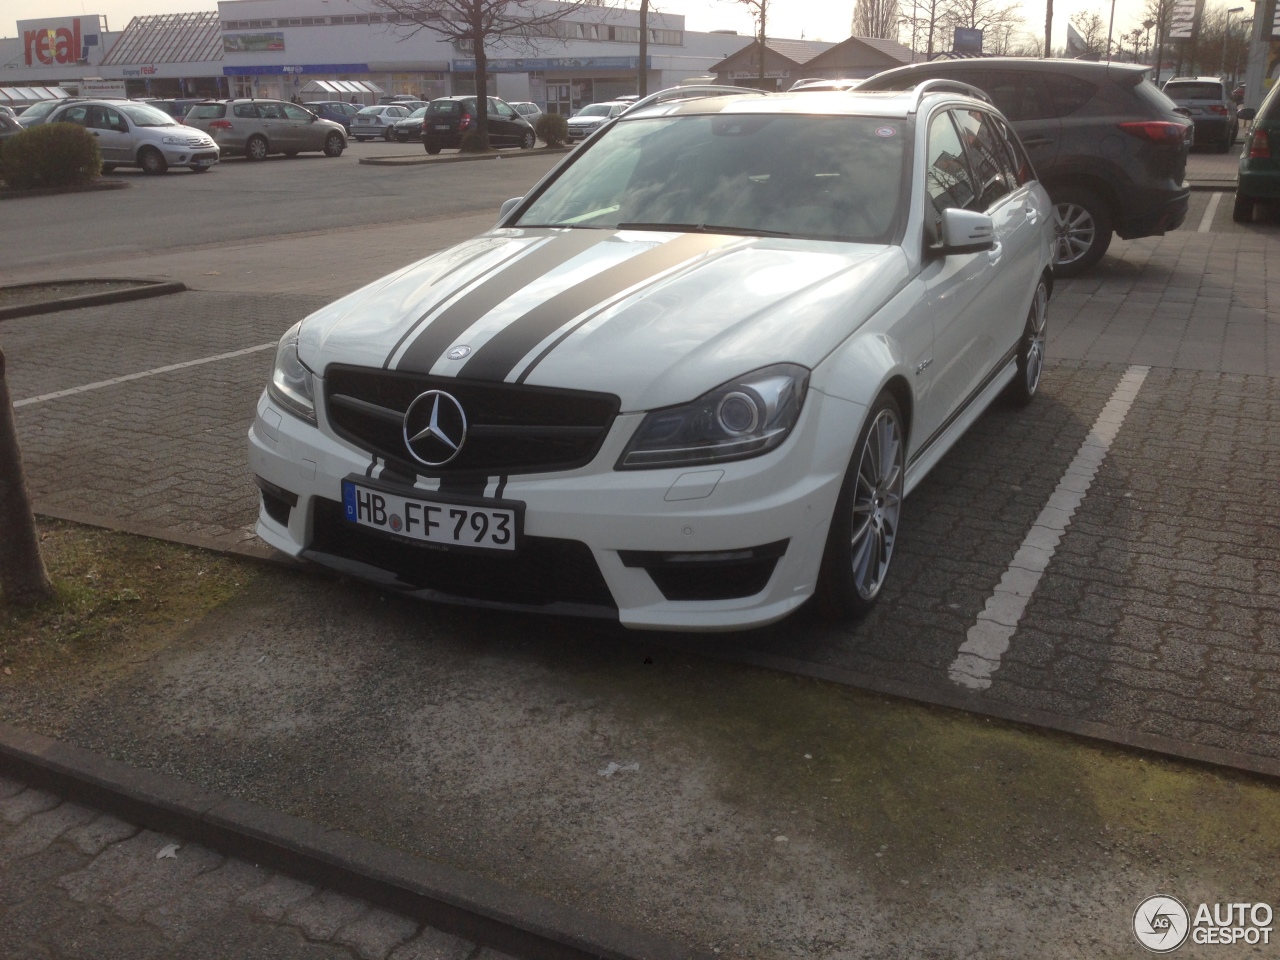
xmin=854 ymin=0 xmax=903 ymax=39
xmin=736 ymin=0 xmax=770 ymax=86
xmin=1070 ymin=10 xmax=1107 ymax=56
xmin=940 ymin=0 xmax=1024 ymax=52
xmin=0 ymin=349 xmax=53 ymax=607
xmin=370 ymin=0 xmax=600 ymax=149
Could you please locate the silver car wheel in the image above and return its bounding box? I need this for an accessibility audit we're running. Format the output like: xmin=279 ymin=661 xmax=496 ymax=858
xmin=245 ymin=135 xmax=269 ymax=161
xmin=848 ymin=407 xmax=903 ymax=601
xmin=1024 ymin=280 xmax=1048 ymax=394
xmin=1052 ymin=201 xmax=1095 ymax=266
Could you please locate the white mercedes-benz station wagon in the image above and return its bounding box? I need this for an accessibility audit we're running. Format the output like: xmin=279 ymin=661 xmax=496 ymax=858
xmin=249 ymin=83 xmax=1054 ymax=631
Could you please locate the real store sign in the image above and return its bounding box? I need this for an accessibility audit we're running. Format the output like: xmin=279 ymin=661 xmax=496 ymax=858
xmin=18 ymin=15 xmax=102 ymax=67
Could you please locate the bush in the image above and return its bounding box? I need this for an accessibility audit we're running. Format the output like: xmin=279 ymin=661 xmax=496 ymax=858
xmin=0 ymin=123 xmax=101 ymax=190
xmin=535 ymin=113 xmax=568 ymax=148
xmin=459 ymin=128 xmax=490 ymax=153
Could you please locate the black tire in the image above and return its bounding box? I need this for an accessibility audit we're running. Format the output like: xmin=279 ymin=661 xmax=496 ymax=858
xmin=189 ymin=165 xmax=211 ymax=174
xmin=355 ymin=136 xmax=369 ymax=143
xmin=283 ymin=150 xmax=299 ymax=158
xmin=424 ymin=142 xmax=441 ymax=155
xmin=100 ymin=163 xmax=117 ymax=173
xmin=521 ymin=129 xmax=535 ymax=150
xmin=1049 ymin=185 xmax=1112 ymax=278
xmin=245 ymin=135 xmax=269 ymax=161
xmin=816 ymin=392 xmax=906 ymax=621
xmin=323 ymin=132 xmax=345 ymax=158
xmin=1219 ymin=126 xmax=1236 ymax=153
xmin=1005 ymin=275 xmax=1049 ymax=407
xmin=383 ymin=127 xmax=395 ymax=141
xmin=138 ymin=146 xmax=167 ymax=175
xmin=1232 ymin=191 xmax=1255 ymax=223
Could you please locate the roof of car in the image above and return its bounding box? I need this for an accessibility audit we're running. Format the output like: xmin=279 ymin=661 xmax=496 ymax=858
xmin=864 ymin=57 xmax=1151 ymax=83
xmin=629 ymin=86 xmax=993 ymax=122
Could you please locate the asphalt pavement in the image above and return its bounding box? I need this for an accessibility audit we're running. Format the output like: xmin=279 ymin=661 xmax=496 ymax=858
xmin=1 ymin=146 xmax=1278 ymax=958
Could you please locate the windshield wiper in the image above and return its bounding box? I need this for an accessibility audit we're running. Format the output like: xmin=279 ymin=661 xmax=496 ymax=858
xmin=616 ymin=222 xmax=791 ymax=237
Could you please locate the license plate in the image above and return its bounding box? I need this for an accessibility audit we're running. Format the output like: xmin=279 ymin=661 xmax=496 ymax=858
xmin=434 ymin=124 xmax=450 ymax=130
xmin=341 ymin=479 xmax=519 ymax=552
xmin=357 ymin=118 xmax=370 ymax=123
xmin=196 ymin=159 xmax=214 ymax=167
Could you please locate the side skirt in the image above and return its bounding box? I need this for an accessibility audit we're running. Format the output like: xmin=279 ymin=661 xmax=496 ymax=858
xmin=903 ymin=355 xmax=1018 ymax=498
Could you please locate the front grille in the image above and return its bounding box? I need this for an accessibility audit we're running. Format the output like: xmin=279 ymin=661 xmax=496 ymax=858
xmin=325 ymin=365 xmax=619 ymax=477
xmin=309 ymin=497 xmax=616 ymax=610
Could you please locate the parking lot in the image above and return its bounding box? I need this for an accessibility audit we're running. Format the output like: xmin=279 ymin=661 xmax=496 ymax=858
xmin=2 ymin=147 xmax=1279 ymax=777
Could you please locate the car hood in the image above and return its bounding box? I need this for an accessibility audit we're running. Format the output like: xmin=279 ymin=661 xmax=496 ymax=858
xmin=298 ymin=228 xmax=908 ymax=411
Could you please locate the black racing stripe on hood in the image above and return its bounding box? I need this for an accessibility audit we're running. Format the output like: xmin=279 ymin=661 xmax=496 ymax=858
xmin=394 ymin=230 xmax=609 ymax=373
xmin=456 ymin=233 xmax=735 ymax=383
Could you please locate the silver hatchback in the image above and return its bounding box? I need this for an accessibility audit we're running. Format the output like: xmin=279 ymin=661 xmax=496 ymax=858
xmin=47 ymin=99 xmax=219 ymax=174
xmin=184 ymin=99 xmax=347 ymax=160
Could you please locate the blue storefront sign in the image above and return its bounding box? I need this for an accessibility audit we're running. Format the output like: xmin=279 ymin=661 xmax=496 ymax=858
xmin=223 ymin=63 xmax=370 ymax=76
xmin=452 ymin=56 xmax=647 ymax=72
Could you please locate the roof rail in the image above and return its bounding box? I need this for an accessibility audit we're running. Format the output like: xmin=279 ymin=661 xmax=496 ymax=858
xmin=908 ymin=78 xmax=993 ymax=111
xmin=622 ymin=84 xmax=769 ymax=116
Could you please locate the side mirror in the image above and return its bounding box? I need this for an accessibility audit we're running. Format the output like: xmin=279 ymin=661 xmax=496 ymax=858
xmin=498 ymin=197 xmax=523 ymax=221
xmin=1239 ymin=107 xmax=1257 ymax=121
xmin=936 ymin=208 xmax=995 ymax=255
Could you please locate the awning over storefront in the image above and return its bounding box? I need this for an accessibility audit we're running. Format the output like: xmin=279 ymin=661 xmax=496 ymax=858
xmin=0 ymin=86 xmax=71 ymax=105
xmin=299 ymin=79 xmax=385 ymax=96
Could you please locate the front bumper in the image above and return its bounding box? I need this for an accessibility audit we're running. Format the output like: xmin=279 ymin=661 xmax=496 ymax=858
xmin=247 ymin=384 xmax=864 ymax=631
xmin=159 ymin=142 xmax=219 ymax=167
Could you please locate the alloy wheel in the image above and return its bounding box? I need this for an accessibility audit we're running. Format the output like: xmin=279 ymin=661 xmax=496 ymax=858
xmin=848 ymin=408 xmax=903 ymax=600
xmin=1024 ymin=280 xmax=1048 ymax=394
xmin=1052 ymin=201 xmax=1095 ymax=267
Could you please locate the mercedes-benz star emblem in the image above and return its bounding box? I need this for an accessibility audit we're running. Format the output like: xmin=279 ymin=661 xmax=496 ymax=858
xmin=446 ymin=345 xmax=471 ymax=360
xmin=403 ymin=390 xmax=467 ymax=467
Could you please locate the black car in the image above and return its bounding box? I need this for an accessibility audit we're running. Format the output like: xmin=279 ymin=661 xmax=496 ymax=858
xmin=145 ymin=98 xmax=205 ymax=121
xmin=420 ymin=96 xmax=536 ymax=154
xmin=390 ymin=106 xmax=427 ymax=142
xmin=860 ymin=58 xmax=1193 ymax=276
xmin=1162 ymin=77 xmax=1238 ymax=152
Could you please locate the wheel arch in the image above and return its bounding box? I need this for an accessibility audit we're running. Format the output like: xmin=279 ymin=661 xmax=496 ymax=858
xmin=880 ymin=374 xmax=914 ymax=445
xmin=1039 ymin=173 xmax=1120 ymax=220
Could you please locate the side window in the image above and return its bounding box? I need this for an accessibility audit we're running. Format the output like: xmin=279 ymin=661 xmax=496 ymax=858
xmin=926 ymin=110 xmax=977 ymax=216
xmin=282 ymin=103 xmax=311 ymax=121
xmin=101 ymin=107 xmax=126 ymax=130
xmin=954 ymin=109 xmax=1014 ymax=208
xmin=60 ymin=105 xmax=90 ymax=126
xmin=491 ymin=100 xmax=516 ymax=118
xmin=233 ymin=103 xmax=260 ymax=119
xmin=258 ymin=103 xmax=286 ymax=120
xmin=994 ymin=116 xmax=1033 ymax=186
xmin=1049 ymin=76 xmax=1096 ymax=117
xmin=978 ymin=71 xmax=1054 ymax=122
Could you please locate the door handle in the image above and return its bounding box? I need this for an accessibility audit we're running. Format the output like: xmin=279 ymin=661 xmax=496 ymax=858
xmin=1025 ymin=203 xmax=1039 ymax=225
xmin=1021 ymin=136 xmax=1053 ymax=147
xmin=91 ymin=131 xmax=100 ymax=137
xmin=987 ymin=241 xmax=1003 ymax=265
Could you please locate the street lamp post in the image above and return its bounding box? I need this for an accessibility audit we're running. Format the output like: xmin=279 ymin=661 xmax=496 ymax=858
xmin=1223 ymin=6 xmax=1244 ymax=79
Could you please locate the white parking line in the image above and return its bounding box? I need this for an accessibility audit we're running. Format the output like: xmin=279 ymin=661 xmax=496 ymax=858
xmin=948 ymin=365 xmax=1150 ymax=691
xmin=13 ymin=343 xmax=275 ymax=408
xmin=1198 ymin=191 xmax=1223 ymax=232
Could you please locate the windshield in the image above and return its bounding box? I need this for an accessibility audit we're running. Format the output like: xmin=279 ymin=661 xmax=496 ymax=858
xmin=575 ymin=104 xmax=613 ymax=118
xmin=516 ymin=113 xmax=908 ymax=243
xmin=118 ymin=103 xmax=177 ymax=127
xmin=22 ymin=100 xmax=61 ymax=119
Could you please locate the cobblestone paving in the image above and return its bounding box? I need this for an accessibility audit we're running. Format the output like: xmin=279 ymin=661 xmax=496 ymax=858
xmin=0 ymin=774 xmax=498 ymax=960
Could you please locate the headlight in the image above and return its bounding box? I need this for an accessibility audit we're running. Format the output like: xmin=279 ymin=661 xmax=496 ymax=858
xmin=617 ymin=364 xmax=809 ymax=469
xmin=267 ymin=323 xmax=316 ymax=423
xmin=162 ymin=136 xmax=182 ymax=144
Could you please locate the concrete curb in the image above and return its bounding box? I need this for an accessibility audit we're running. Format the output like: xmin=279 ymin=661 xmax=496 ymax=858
xmin=1187 ymin=179 xmax=1237 ymax=191
xmin=0 ymin=279 xmax=187 ymax=321
xmin=0 ymin=179 xmax=129 ymax=201
xmin=360 ymin=147 xmax=572 ymax=167
xmin=0 ymin=720 xmax=709 ymax=960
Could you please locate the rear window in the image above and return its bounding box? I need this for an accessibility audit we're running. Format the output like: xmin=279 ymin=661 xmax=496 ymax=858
xmin=428 ymin=101 xmax=462 ymax=116
xmin=358 ymin=106 xmax=382 ymax=115
xmin=1164 ymin=82 xmax=1225 ymax=100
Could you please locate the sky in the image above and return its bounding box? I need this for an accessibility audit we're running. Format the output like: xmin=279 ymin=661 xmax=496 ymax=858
xmin=1 ymin=0 xmax=1167 ymax=53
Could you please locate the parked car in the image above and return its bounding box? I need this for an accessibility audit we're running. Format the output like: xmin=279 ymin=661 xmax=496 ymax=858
xmin=510 ymin=101 xmax=543 ymax=122
xmin=46 ymin=99 xmax=219 ymax=174
xmin=390 ymin=107 xmax=428 ymax=142
xmin=0 ymin=104 xmax=17 ymax=119
xmin=860 ymin=58 xmax=1193 ymax=276
xmin=248 ymin=83 xmax=1054 ymax=631
xmin=789 ymin=78 xmax=863 ymax=92
xmin=1161 ymin=77 xmax=1238 ymax=152
xmin=0 ymin=113 xmax=22 ymax=157
xmin=303 ymin=100 xmax=361 ymax=132
xmin=420 ymin=96 xmax=536 ymax=153
xmin=565 ymin=100 xmax=629 ymax=142
xmin=352 ymin=104 xmax=411 ymax=140
xmin=1234 ymin=88 xmax=1280 ymax=221
xmin=183 ymin=99 xmax=346 ymax=160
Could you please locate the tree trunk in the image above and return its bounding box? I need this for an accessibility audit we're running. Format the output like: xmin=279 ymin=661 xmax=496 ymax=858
xmin=0 ymin=348 xmax=53 ymax=607
xmin=638 ymin=0 xmax=649 ymax=97
xmin=1044 ymin=0 xmax=1053 ymax=60
xmin=758 ymin=4 xmax=767 ymax=86
xmin=471 ymin=26 xmax=491 ymax=151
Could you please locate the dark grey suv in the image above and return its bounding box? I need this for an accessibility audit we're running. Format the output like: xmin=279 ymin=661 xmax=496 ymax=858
xmin=860 ymin=58 xmax=1192 ymax=276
